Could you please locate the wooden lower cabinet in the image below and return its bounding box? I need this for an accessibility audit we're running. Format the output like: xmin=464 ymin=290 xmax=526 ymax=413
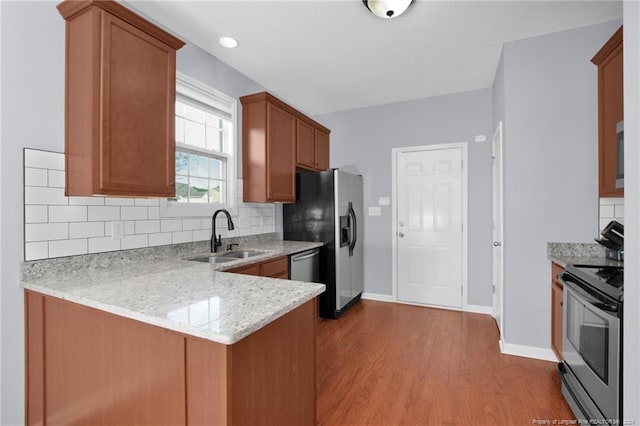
xmin=551 ymin=262 xmax=564 ymax=360
xmin=25 ymin=291 xmax=316 ymax=425
xmin=227 ymin=255 xmax=289 ymax=278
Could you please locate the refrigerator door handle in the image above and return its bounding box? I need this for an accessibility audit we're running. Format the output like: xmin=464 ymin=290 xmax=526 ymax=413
xmin=348 ymin=202 xmax=357 ymax=256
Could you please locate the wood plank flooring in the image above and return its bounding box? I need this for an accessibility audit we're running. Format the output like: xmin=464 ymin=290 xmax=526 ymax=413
xmin=316 ymin=300 xmax=574 ymax=425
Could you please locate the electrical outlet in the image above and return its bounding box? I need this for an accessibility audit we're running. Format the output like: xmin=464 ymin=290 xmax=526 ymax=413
xmin=368 ymin=207 xmax=381 ymax=217
xmin=111 ymin=221 xmax=124 ymax=239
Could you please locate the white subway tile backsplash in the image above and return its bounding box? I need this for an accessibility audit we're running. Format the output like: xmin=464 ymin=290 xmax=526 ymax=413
xmin=25 ymin=205 xmax=48 ymax=223
xmin=148 ymin=232 xmax=172 ymax=247
xmin=121 ymin=234 xmax=148 ymax=250
xmin=124 ymin=221 xmax=135 ymax=235
xmin=615 ymin=204 xmax=624 ymax=217
xmin=88 ymin=206 xmax=120 ymax=221
xmin=69 ymin=196 xmax=105 ymax=206
xmin=25 ymin=242 xmax=48 ymax=260
xmin=599 ymin=197 xmax=624 ymax=232
xmin=23 ymin=149 xmax=277 ymax=260
xmin=69 ymin=222 xmax=104 ymax=239
xmin=48 ymin=170 xmax=65 ymax=188
xmin=105 ymin=222 xmax=113 ymax=237
xmin=49 ymin=205 xmax=87 ymax=222
xmin=193 ymin=229 xmax=210 ymax=241
xmin=172 ymin=231 xmax=192 ymax=244
xmin=182 ymin=218 xmax=201 ymax=231
xmin=135 ymin=220 xmax=161 ymax=234
xmin=135 ymin=198 xmax=160 ymax=207
xmin=25 ymin=223 xmax=68 ymax=242
xmin=148 ymin=207 xmax=160 ymax=220
xmin=161 ymin=219 xmax=182 ymax=232
xmin=25 ymin=186 xmax=67 ymax=205
xmin=122 ymin=206 xmax=148 ymax=220
xmin=49 ymin=239 xmax=88 ymax=257
xmin=25 ymin=149 xmax=65 ymax=170
xmin=600 ymin=205 xmax=615 ymax=218
xmin=25 ymin=168 xmax=48 ymax=186
xmin=105 ymin=198 xmax=135 ymax=206
xmin=88 ymin=237 xmax=121 ymax=254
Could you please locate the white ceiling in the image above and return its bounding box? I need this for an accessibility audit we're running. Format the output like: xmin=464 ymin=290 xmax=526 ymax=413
xmin=131 ymin=1 xmax=622 ymax=116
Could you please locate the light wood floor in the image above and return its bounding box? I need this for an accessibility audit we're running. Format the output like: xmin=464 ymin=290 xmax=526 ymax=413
xmin=316 ymin=300 xmax=574 ymax=425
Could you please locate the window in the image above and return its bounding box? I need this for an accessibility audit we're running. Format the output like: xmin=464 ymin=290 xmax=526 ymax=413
xmin=162 ymin=73 xmax=237 ymax=217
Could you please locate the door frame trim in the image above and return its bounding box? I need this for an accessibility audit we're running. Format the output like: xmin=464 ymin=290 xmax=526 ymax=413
xmin=391 ymin=142 xmax=469 ymax=310
xmin=492 ymin=121 xmax=505 ymax=346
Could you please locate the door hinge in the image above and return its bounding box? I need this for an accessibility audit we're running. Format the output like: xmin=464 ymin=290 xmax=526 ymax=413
xmin=492 ymin=285 xmax=496 ymax=293
xmin=461 ymin=159 xmax=464 ymax=170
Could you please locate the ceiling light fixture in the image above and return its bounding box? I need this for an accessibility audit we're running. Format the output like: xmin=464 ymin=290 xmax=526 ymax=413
xmin=218 ymin=36 xmax=238 ymax=49
xmin=362 ymin=0 xmax=414 ymax=19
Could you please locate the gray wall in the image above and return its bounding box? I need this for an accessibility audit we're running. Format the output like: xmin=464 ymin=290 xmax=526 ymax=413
xmin=0 ymin=2 xmax=267 ymax=424
xmin=492 ymin=50 xmax=505 ymax=133
xmin=623 ymin=1 xmax=640 ymax=420
xmin=316 ymin=89 xmax=494 ymax=306
xmin=499 ymin=20 xmax=621 ymax=348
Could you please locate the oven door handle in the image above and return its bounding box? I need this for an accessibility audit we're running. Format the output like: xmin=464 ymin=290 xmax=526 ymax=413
xmin=559 ymin=274 xmax=620 ymax=316
xmin=592 ymin=302 xmax=619 ymax=314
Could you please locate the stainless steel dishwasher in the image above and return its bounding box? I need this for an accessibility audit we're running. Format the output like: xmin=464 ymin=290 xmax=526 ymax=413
xmin=289 ymin=249 xmax=320 ymax=282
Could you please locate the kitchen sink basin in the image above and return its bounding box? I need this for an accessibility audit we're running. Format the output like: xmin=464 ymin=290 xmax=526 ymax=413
xmin=186 ymin=256 xmax=236 ymax=264
xmin=223 ymin=250 xmax=264 ymax=259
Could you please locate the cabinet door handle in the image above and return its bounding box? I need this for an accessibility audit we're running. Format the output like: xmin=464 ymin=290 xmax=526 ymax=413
xmin=169 ymin=181 xmax=175 ymax=187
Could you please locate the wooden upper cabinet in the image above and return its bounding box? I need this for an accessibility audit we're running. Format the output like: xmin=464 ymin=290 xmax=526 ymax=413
xmin=296 ymin=120 xmax=315 ymax=169
xmin=267 ymin=103 xmax=296 ymax=202
xmin=296 ymin=122 xmax=330 ymax=172
xmin=57 ymin=0 xmax=185 ymax=197
xmin=592 ymin=26 xmax=623 ymax=197
xmin=314 ymin=129 xmax=330 ymax=171
xmin=241 ymin=92 xmax=331 ymax=202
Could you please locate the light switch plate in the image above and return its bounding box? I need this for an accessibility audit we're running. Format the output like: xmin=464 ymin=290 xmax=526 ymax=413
xmin=368 ymin=207 xmax=381 ymax=217
xmin=378 ymin=197 xmax=390 ymax=206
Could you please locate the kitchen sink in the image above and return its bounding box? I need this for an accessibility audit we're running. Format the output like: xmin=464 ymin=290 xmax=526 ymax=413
xmin=223 ymin=250 xmax=264 ymax=259
xmin=186 ymin=256 xmax=236 ymax=264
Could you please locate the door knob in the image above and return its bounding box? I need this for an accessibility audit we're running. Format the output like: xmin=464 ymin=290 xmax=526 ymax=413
xmin=398 ymin=232 xmax=405 ymax=238
xmin=493 ymin=241 xmax=502 ymax=247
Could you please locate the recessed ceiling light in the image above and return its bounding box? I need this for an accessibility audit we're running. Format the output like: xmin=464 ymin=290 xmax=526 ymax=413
xmin=218 ymin=36 xmax=238 ymax=49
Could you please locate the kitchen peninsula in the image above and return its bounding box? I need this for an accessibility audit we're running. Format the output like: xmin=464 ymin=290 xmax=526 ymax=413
xmin=22 ymin=240 xmax=324 ymax=425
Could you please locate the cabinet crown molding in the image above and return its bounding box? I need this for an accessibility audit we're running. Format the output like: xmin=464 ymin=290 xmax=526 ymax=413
xmin=240 ymin=91 xmax=330 ymax=134
xmin=591 ymin=26 xmax=622 ymax=66
xmin=57 ymin=0 xmax=185 ymax=49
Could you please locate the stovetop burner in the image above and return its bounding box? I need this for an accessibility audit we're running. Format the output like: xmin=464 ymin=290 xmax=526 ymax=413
xmin=565 ymin=264 xmax=623 ymax=301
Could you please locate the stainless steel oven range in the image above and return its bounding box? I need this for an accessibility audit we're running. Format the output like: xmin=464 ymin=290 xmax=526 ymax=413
xmin=558 ymin=263 xmax=623 ymax=424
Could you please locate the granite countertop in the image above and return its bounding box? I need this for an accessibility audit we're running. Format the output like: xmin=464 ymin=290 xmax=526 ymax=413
xmin=547 ymin=242 xmax=624 ymax=268
xmin=21 ymin=239 xmax=325 ymax=345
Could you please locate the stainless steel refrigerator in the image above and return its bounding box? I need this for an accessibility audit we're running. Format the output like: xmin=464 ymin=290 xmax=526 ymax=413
xmin=283 ymin=169 xmax=364 ymax=319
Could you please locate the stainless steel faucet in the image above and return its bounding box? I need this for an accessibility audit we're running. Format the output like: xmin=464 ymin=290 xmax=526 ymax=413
xmin=211 ymin=209 xmax=235 ymax=253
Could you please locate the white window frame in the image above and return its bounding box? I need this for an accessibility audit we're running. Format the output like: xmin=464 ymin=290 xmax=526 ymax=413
xmin=161 ymin=72 xmax=238 ymax=218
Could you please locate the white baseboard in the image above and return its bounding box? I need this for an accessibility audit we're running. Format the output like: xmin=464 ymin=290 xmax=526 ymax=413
xmin=361 ymin=292 xmax=394 ymax=302
xmin=464 ymin=304 xmax=493 ymax=315
xmin=500 ymin=342 xmax=558 ymax=362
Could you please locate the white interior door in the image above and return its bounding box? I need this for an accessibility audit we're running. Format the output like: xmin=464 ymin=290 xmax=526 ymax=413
xmin=396 ymin=147 xmax=463 ymax=308
xmin=492 ymin=122 xmax=504 ymax=338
